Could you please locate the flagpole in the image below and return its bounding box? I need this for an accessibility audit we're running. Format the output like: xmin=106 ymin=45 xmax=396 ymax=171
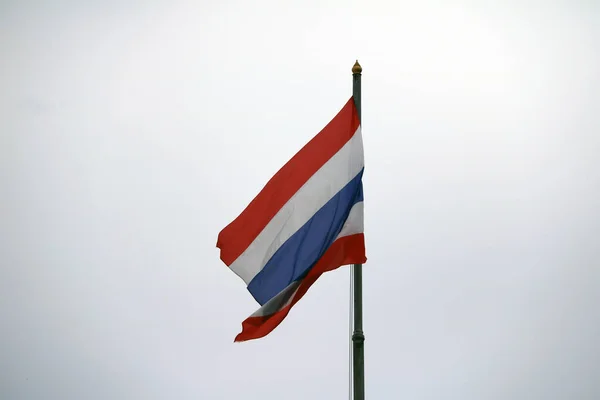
xmin=351 ymin=60 xmax=365 ymax=400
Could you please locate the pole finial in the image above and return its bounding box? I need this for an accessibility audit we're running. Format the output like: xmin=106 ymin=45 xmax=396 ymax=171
xmin=352 ymin=60 xmax=362 ymax=74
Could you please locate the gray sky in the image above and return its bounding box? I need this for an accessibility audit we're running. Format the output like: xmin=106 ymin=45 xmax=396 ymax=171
xmin=2 ymin=1 xmax=599 ymax=399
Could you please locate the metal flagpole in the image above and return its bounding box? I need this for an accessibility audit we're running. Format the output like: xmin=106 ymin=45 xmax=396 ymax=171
xmin=351 ymin=60 xmax=365 ymax=400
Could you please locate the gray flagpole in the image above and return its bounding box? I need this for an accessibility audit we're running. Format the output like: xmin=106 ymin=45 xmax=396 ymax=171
xmin=351 ymin=60 xmax=365 ymax=400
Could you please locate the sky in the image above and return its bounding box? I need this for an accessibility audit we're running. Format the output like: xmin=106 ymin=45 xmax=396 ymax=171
xmin=1 ymin=0 xmax=599 ymax=399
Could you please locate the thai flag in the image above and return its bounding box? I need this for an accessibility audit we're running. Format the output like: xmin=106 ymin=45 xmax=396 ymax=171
xmin=217 ymin=97 xmax=366 ymax=342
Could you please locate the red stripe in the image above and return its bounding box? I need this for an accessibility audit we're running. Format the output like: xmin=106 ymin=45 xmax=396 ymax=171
xmin=217 ymin=98 xmax=360 ymax=266
xmin=234 ymin=233 xmax=366 ymax=342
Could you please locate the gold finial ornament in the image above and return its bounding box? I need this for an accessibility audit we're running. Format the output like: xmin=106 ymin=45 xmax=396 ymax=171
xmin=352 ymin=60 xmax=362 ymax=74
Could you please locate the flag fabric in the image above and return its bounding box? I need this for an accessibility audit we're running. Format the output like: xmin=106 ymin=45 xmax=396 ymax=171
xmin=217 ymin=97 xmax=366 ymax=342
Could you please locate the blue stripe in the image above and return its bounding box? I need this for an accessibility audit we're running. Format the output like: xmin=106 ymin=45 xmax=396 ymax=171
xmin=247 ymin=169 xmax=364 ymax=305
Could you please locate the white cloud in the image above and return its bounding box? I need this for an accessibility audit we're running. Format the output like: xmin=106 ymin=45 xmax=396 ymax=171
xmin=1 ymin=1 xmax=599 ymax=398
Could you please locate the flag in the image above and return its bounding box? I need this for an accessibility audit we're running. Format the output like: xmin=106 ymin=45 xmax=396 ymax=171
xmin=217 ymin=97 xmax=366 ymax=342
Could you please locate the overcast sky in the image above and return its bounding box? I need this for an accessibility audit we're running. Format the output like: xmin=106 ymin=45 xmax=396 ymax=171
xmin=2 ymin=1 xmax=599 ymax=399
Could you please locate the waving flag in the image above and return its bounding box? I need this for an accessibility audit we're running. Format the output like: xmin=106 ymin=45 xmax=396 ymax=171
xmin=217 ymin=97 xmax=366 ymax=342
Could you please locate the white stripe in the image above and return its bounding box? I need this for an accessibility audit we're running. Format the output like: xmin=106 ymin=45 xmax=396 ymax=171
xmin=336 ymin=201 xmax=364 ymax=239
xmin=250 ymin=280 xmax=301 ymax=317
xmin=230 ymin=126 xmax=363 ymax=284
